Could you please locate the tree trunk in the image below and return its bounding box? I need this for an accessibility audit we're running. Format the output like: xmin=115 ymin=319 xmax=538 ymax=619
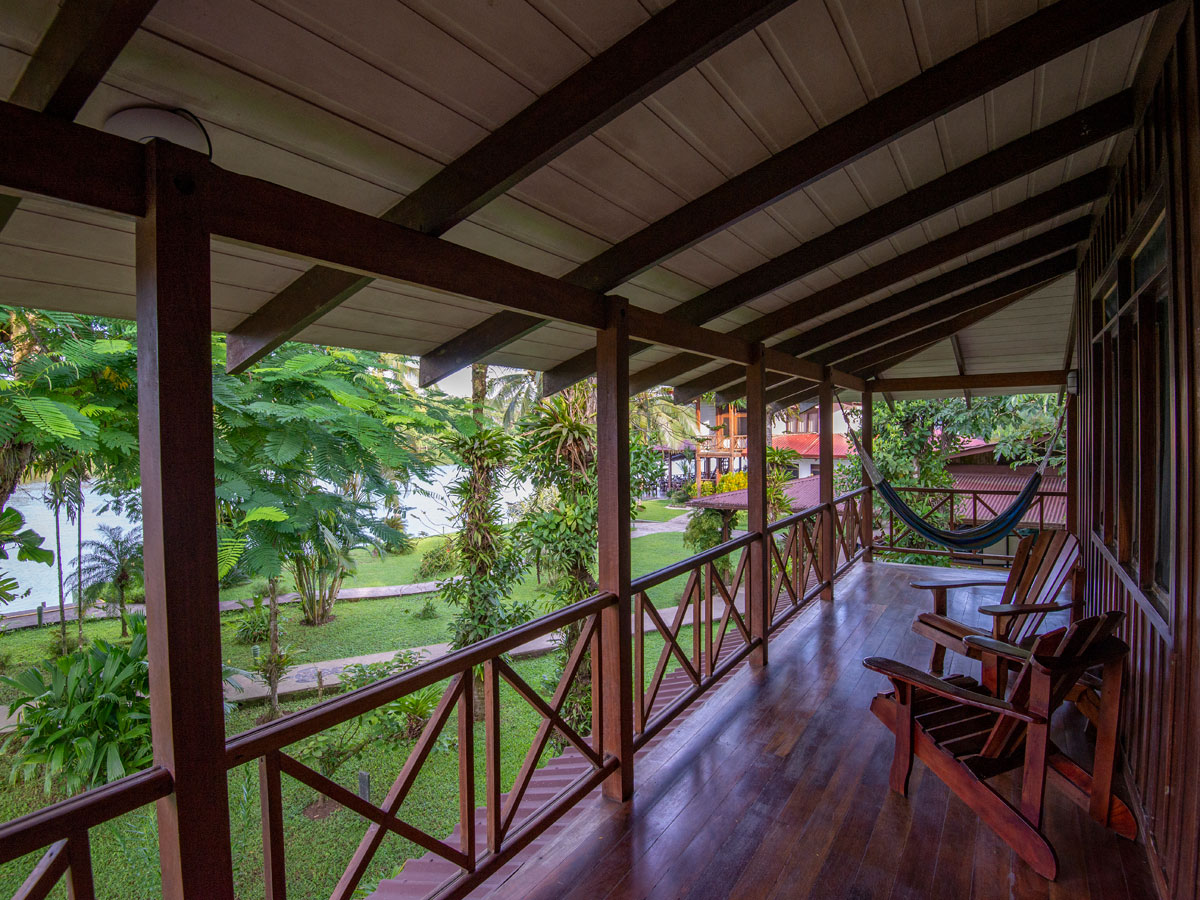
xmin=267 ymin=578 xmax=281 ymax=721
xmin=117 ymin=582 xmax=128 ymax=638
xmin=54 ymin=502 xmax=66 ymax=654
xmin=471 ymin=363 xmax=488 ymax=425
xmin=0 ymin=440 xmax=34 ymax=510
xmin=76 ymin=494 xmax=85 ymax=647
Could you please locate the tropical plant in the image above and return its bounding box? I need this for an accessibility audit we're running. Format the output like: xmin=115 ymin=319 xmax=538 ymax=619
xmin=2 ymin=615 xmax=152 ymax=793
xmin=234 ymin=599 xmax=275 ymax=645
xmin=73 ymin=524 xmax=143 ymax=638
xmin=0 ymin=507 xmax=53 ymax=605
xmin=629 ymin=387 xmax=699 ymax=448
xmin=683 ymin=508 xmax=736 ymax=579
xmin=488 ymin=367 xmax=543 ymax=428
xmin=629 ymin=436 xmax=664 ymax=505
xmin=766 ymin=447 xmax=800 ymax=521
xmin=416 ymin=539 xmax=457 ymax=581
xmin=439 ymin=428 xmax=526 ymax=653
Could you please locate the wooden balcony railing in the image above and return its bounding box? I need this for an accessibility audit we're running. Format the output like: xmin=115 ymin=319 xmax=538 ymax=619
xmin=0 ymin=490 xmax=874 ymax=900
xmin=873 ymin=485 xmax=1067 ymax=562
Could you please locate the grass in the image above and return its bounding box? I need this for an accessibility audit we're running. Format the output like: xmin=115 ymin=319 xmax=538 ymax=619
xmin=632 ymin=498 xmax=689 ymax=522
xmin=0 ymin=627 xmax=698 ymax=900
xmin=0 ymin=531 xmax=703 ymax=706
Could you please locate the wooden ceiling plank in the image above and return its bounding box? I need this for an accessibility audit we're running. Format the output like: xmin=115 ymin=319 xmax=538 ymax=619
xmin=700 ymin=247 xmax=1077 ymax=405
xmin=668 ymin=183 xmax=1100 ymax=405
xmin=437 ymin=0 xmax=1164 ymax=384
xmin=550 ymin=90 xmax=1132 ymax=394
xmin=218 ymin=0 xmax=797 ymax=374
xmin=949 ymin=333 xmax=971 ymax=406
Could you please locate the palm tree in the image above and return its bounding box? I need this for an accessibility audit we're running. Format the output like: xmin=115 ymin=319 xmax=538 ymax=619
xmin=488 ymin=368 xmax=543 ymax=427
xmin=75 ymin=524 xmax=143 ymax=638
xmin=629 ymin=387 xmax=699 ymax=447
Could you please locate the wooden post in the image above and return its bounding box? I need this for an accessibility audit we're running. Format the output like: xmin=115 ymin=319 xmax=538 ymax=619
xmin=596 ymin=298 xmax=634 ymax=802
xmin=819 ymin=376 xmax=835 ymax=600
xmin=137 ymin=140 xmax=235 ymax=898
xmin=745 ymin=344 xmax=768 ymax=666
xmin=861 ymin=387 xmax=874 ymax=562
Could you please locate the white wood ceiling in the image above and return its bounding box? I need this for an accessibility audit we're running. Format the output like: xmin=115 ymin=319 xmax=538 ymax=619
xmin=0 ymin=0 xmax=1156 ymax=383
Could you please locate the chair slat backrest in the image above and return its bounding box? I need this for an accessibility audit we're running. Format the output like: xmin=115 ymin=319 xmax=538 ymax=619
xmin=979 ymin=610 xmax=1124 ymax=759
xmin=1001 ymin=531 xmax=1081 ymax=645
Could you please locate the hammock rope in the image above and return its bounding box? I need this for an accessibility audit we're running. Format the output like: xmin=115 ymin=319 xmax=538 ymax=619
xmin=837 ymin=393 xmax=1066 ymax=552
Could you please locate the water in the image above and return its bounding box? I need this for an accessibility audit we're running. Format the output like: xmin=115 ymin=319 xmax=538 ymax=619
xmin=3 ymin=466 xmax=530 ymax=612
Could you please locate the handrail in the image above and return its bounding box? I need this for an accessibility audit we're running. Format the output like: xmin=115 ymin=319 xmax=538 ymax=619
xmin=767 ymin=502 xmax=827 ymax=533
xmin=889 ymin=485 xmax=1067 ymax=497
xmin=0 ymin=766 xmax=172 ymax=865
xmin=226 ymin=591 xmax=617 ymax=766
xmin=833 ymin=486 xmax=872 ymax=501
xmin=630 ymin=531 xmax=758 ymax=593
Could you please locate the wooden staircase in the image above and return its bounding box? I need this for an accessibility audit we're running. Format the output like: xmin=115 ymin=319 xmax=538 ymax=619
xmin=369 ymin=662 xmax=719 ymax=898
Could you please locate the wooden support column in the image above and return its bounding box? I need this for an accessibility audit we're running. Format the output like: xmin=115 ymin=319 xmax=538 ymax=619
xmin=745 ymin=344 xmax=768 ymax=666
xmin=596 ymin=298 xmax=634 ymax=802
xmin=136 ymin=140 xmax=235 ymax=899
xmin=819 ymin=377 xmax=835 ymax=601
xmin=862 ymin=387 xmax=874 ymax=562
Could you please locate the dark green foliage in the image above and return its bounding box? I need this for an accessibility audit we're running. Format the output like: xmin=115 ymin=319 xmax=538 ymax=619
xmin=0 ymin=507 xmax=53 ymax=605
xmin=74 ymin=523 xmax=142 ymax=638
xmin=415 ymin=539 xmax=457 ymax=581
xmin=234 ymin=600 xmax=275 ymax=644
xmin=2 ymin=616 xmax=151 ymax=793
xmin=629 ymin=436 xmax=664 ymax=504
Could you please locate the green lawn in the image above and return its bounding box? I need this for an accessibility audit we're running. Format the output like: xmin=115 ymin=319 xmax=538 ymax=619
xmin=0 ymin=627 xmax=698 ymax=900
xmin=1 ymin=531 xmax=704 ymax=706
xmin=633 ymin=498 xmax=689 ymax=522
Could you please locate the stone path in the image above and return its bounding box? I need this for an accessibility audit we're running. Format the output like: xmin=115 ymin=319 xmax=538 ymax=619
xmin=630 ymin=509 xmax=690 ymax=537
xmin=224 ymin=591 xmax=745 ymax=705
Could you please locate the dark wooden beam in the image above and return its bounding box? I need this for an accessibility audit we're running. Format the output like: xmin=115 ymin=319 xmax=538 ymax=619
xmin=223 ymin=0 xmax=797 ymax=374
xmin=596 ymin=298 xmax=634 ymax=801
xmin=137 ymin=140 xmax=235 ymax=899
xmin=0 ymin=99 xmax=146 ymax=216
xmin=1 ymin=0 xmax=157 ymax=235
xmin=871 ymin=370 xmax=1069 ymax=393
xmin=427 ymin=0 xmax=1163 ymax=384
xmin=829 ymin=369 xmax=867 ymax=392
xmin=949 ymin=334 xmax=972 ymax=406
xmin=761 ymin=274 xmax=1062 ymax=410
xmin=745 ymin=346 xmax=768 ymax=666
xmin=551 ymin=90 xmax=1133 ymax=394
xmin=818 ymin=379 xmax=834 ymax=601
xmin=9 ymin=0 xmax=156 ymax=118
xmin=672 ymin=173 xmax=1105 ymax=401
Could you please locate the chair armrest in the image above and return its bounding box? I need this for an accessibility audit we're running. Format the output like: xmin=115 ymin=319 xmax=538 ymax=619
xmin=1032 ymin=636 xmax=1130 ymax=674
xmin=978 ymin=601 xmax=1074 ymax=617
xmin=862 ymin=657 xmax=1042 ymax=723
xmin=910 ymin=579 xmax=1008 ymax=591
xmin=962 ymin=635 xmax=1032 ymax=666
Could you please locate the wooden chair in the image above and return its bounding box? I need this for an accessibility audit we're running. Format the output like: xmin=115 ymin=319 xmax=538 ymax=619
xmin=911 ymin=530 xmax=1081 ymax=678
xmin=864 ymin=611 xmax=1135 ymax=880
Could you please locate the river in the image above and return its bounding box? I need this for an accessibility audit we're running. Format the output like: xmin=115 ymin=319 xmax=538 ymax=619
xmin=2 ymin=466 xmax=530 ymax=613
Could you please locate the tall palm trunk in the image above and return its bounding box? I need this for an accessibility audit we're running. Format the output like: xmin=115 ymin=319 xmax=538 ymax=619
xmin=53 ymin=502 xmax=66 ymax=654
xmin=471 ymin=363 xmax=488 ymax=425
xmin=75 ymin=494 xmax=85 ymax=646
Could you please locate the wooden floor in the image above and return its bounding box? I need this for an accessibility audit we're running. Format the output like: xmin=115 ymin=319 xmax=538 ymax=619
xmin=491 ymin=561 xmax=1159 ymax=900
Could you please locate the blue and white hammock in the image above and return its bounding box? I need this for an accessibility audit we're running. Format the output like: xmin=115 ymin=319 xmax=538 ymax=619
xmin=840 ymin=396 xmax=1066 ymax=552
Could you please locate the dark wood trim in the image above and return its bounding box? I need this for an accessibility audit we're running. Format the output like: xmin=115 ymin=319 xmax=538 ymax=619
xmin=551 ymin=92 xmax=1133 ymax=394
xmin=950 ymin=334 xmax=972 ymax=406
xmin=870 ymin=370 xmax=1070 ymax=393
xmin=745 ymin=346 xmax=768 ymax=666
xmin=136 ymin=141 xmax=235 ymax=899
xmin=596 ymin=299 xmax=633 ymax=801
xmin=861 ymin=389 xmax=874 ymax=562
xmin=829 ymin=369 xmax=866 ymax=392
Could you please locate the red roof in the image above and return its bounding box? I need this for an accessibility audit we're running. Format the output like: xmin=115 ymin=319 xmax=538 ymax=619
xmin=772 ymin=433 xmax=851 ymax=458
xmin=689 ymin=465 xmax=1066 ymax=527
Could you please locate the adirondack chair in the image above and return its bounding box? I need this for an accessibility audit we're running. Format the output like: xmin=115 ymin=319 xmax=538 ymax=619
xmin=910 ymin=530 xmax=1081 ymax=679
xmin=864 ymin=611 xmax=1135 ymax=880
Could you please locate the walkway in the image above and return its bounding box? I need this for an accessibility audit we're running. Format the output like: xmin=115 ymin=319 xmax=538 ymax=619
xmin=468 ymin=562 xmax=1154 ymax=900
xmin=630 ymin=509 xmax=689 ymax=538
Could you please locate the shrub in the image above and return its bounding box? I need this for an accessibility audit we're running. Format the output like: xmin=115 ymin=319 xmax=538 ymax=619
xmin=234 ymin=600 xmax=276 ymax=645
xmin=717 ymin=471 xmax=748 ymax=493
xmin=3 ymin=617 xmax=152 ymax=793
xmin=413 ymin=597 xmax=439 ymax=619
xmin=416 ymin=539 xmax=457 ymax=581
xmin=339 ymin=652 xmax=445 ymax=741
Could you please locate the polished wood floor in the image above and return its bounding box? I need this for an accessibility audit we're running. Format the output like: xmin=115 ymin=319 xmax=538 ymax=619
xmin=492 ymin=561 xmax=1158 ymax=900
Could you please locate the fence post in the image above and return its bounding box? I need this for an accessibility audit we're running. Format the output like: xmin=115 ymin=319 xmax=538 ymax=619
xmin=819 ymin=376 xmax=835 ymax=600
xmin=861 ymin=386 xmax=874 ymax=562
xmin=596 ymin=298 xmax=634 ymax=801
xmin=746 ymin=344 xmax=768 ymax=665
xmin=137 ymin=140 xmax=235 ymax=898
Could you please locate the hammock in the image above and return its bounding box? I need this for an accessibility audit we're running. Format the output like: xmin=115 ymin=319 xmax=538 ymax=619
xmin=839 ymin=395 xmax=1066 ymax=552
